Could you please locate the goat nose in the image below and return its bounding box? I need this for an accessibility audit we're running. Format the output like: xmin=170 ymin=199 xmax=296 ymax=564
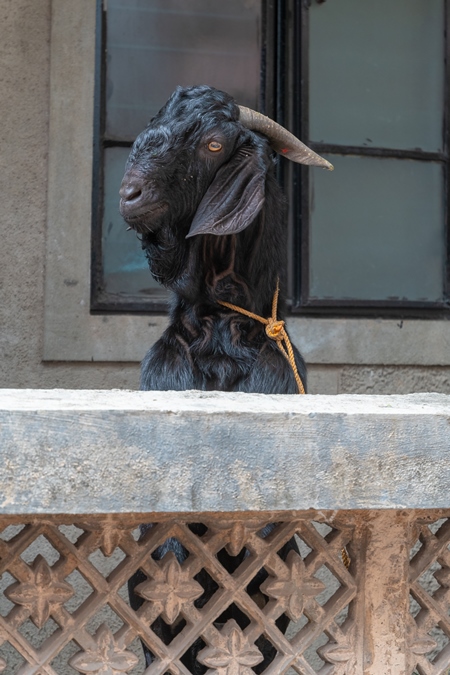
xmin=119 ymin=178 xmax=143 ymax=203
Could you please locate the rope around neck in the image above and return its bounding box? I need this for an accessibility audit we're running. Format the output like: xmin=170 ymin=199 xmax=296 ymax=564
xmin=217 ymin=279 xmax=305 ymax=395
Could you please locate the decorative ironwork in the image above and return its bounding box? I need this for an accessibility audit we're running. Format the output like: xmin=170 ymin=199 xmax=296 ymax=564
xmin=0 ymin=514 xmax=357 ymax=674
xmin=408 ymin=516 xmax=450 ymax=675
xmin=5 ymin=555 xmax=74 ymax=629
xmin=260 ymin=549 xmax=325 ymax=621
xmin=198 ymin=620 xmax=264 ymax=675
xmin=1 ymin=512 xmax=450 ymax=673
xmin=134 ymin=551 xmax=204 ymax=624
xmin=70 ymin=624 xmax=139 ymax=674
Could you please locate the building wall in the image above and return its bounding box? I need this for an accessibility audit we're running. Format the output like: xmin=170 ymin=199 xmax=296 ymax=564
xmin=0 ymin=0 xmax=138 ymax=390
xmin=0 ymin=0 xmax=449 ymax=395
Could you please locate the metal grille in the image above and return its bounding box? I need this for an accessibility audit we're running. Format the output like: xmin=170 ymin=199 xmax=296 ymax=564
xmin=409 ymin=516 xmax=450 ymax=675
xmin=0 ymin=515 xmax=356 ymax=674
xmin=2 ymin=512 xmax=450 ymax=674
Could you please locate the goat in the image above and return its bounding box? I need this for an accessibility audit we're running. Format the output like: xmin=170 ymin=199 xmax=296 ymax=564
xmin=119 ymin=85 xmax=332 ymax=672
xmin=119 ymin=85 xmax=332 ymax=395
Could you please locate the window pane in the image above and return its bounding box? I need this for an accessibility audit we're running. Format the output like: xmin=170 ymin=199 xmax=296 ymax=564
xmin=106 ymin=0 xmax=261 ymax=140
xmin=309 ymin=155 xmax=445 ymax=302
xmin=102 ymin=147 xmax=168 ymax=300
xmin=309 ymin=0 xmax=444 ymax=151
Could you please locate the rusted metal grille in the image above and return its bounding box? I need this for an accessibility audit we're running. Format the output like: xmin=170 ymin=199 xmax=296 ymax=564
xmin=0 ymin=514 xmax=357 ymax=674
xmin=409 ymin=516 xmax=450 ymax=675
xmin=2 ymin=512 xmax=450 ymax=674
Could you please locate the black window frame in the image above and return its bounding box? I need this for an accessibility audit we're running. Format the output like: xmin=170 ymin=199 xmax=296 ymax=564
xmin=291 ymin=0 xmax=450 ymax=318
xmin=90 ymin=0 xmax=282 ymax=313
xmin=91 ymin=0 xmax=450 ymax=318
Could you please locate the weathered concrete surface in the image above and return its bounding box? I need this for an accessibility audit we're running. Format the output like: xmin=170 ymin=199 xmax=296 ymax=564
xmin=362 ymin=512 xmax=412 ymax=674
xmin=1 ymin=390 xmax=449 ymax=514
xmin=340 ymin=365 xmax=450 ymax=395
xmin=0 ymin=0 xmax=140 ymax=390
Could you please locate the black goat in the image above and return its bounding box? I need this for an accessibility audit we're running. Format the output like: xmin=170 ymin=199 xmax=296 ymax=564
xmin=120 ymin=85 xmax=332 ymax=395
xmin=119 ymin=85 xmax=332 ymax=671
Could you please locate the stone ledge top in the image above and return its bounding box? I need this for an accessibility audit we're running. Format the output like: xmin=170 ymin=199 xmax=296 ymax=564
xmin=1 ymin=388 xmax=449 ymax=414
xmin=1 ymin=390 xmax=450 ymax=515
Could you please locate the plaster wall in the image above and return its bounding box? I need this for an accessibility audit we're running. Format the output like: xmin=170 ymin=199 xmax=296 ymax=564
xmin=0 ymin=0 xmax=138 ymax=390
xmin=0 ymin=0 xmax=449 ymax=395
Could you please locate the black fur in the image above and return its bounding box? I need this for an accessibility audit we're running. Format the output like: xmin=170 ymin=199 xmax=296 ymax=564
xmin=120 ymin=85 xmax=306 ymax=394
xmin=120 ymin=85 xmax=305 ymax=672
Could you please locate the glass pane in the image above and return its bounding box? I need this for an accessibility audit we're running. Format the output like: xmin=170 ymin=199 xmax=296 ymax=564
xmin=309 ymin=0 xmax=444 ymax=151
xmin=309 ymin=155 xmax=445 ymax=302
xmin=106 ymin=0 xmax=261 ymax=140
xmin=102 ymin=147 xmax=168 ymax=300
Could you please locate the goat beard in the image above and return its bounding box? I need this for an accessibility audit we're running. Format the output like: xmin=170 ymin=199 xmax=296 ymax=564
xmin=140 ymin=226 xmax=189 ymax=286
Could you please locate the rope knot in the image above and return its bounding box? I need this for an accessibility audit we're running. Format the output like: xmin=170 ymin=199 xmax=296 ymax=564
xmin=266 ymin=319 xmax=285 ymax=340
xmin=217 ymin=278 xmax=305 ymax=395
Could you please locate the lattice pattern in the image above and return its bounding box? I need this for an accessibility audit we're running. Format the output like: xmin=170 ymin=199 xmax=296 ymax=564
xmin=409 ymin=517 xmax=450 ymax=675
xmin=0 ymin=516 xmax=356 ymax=675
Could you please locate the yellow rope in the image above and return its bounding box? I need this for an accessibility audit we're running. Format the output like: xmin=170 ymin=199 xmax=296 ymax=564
xmin=341 ymin=547 xmax=351 ymax=569
xmin=218 ymin=280 xmax=306 ymax=395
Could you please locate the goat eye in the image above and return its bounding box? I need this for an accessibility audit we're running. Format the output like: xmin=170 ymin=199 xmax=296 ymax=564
xmin=208 ymin=141 xmax=222 ymax=152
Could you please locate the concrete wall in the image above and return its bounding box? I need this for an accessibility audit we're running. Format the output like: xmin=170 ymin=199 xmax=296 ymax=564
xmin=0 ymin=0 xmax=449 ymax=395
xmin=0 ymin=0 xmax=139 ymax=390
xmin=2 ymin=389 xmax=450 ymax=512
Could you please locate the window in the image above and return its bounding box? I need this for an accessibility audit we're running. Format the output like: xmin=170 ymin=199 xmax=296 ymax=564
xmin=92 ymin=0 xmax=449 ymax=316
xmin=294 ymin=0 xmax=449 ymax=315
xmin=92 ymin=0 xmax=265 ymax=311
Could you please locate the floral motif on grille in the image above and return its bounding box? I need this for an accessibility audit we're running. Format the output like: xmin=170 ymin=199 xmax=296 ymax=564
xmin=198 ymin=619 xmax=263 ymax=675
xmin=209 ymin=519 xmax=269 ymax=556
xmin=134 ymin=551 xmax=204 ymax=623
xmin=5 ymin=554 xmax=74 ymax=628
xmin=70 ymin=624 xmax=139 ymax=674
xmin=260 ymin=549 xmax=325 ymax=621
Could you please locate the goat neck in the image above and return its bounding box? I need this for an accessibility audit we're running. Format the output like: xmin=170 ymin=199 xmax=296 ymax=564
xmin=141 ymin=169 xmax=287 ymax=322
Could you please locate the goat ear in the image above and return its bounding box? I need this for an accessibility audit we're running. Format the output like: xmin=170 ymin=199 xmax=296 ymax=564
xmin=186 ymin=148 xmax=267 ymax=238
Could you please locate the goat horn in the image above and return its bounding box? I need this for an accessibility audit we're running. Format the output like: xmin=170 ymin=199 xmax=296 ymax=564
xmin=238 ymin=106 xmax=333 ymax=171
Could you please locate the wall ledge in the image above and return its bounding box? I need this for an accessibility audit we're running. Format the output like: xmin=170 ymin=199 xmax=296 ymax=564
xmin=1 ymin=389 xmax=449 ymax=514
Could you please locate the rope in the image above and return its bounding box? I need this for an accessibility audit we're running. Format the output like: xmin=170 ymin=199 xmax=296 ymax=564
xmin=217 ymin=279 xmax=305 ymax=395
xmin=341 ymin=547 xmax=351 ymax=569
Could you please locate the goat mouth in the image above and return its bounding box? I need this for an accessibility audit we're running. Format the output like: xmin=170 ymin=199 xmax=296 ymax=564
xmin=121 ymin=202 xmax=168 ymax=233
